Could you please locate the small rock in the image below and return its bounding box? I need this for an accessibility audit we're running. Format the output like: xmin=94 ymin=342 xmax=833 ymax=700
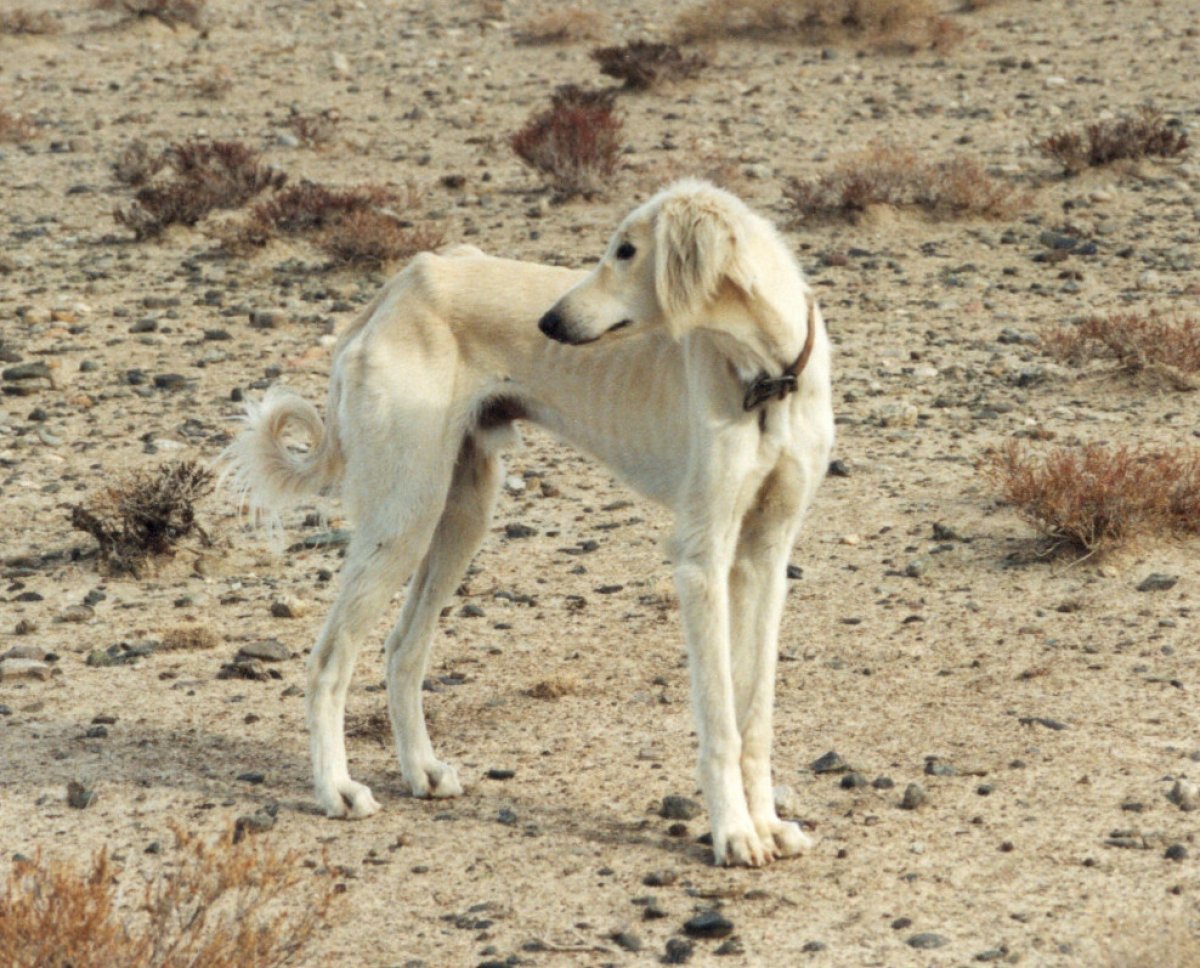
xmin=1136 ymin=269 xmax=1160 ymax=291
xmin=907 ymin=932 xmax=949 ymax=949
xmin=330 ymin=51 xmax=351 ymax=76
xmin=1137 ymin=573 xmax=1178 ymax=593
xmin=217 ymin=658 xmax=273 ymax=681
xmin=661 ymin=795 xmax=702 ymax=821
xmin=643 ymin=869 xmax=678 ymax=887
xmin=504 ymin=522 xmax=537 ymax=539
xmin=975 ymin=948 xmax=1009 ymax=963
xmin=905 ymin=556 xmax=932 ymax=579
xmin=1164 ymin=843 xmax=1188 ymax=861
xmin=233 ymin=808 xmax=278 ymax=842
xmin=663 ymin=938 xmax=693 ymax=964
xmin=497 ymin=806 xmax=518 ymax=825
xmin=67 ymin=780 xmax=96 ymax=809
xmin=236 ymin=639 xmax=290 ymax=663
xmin=0 ymin=658 xmax=56 ymax=681
xmin=269 ymin=596 xmax=307 ymax=619
xmin=785 ymin=564 xmax=803 ymax=580
xmin=873 ymin=775 xmax=895 ymax=790
xmin=827 ymin=458 xmax=850 ymax=477
xmin=924 ymin=757 xmax=958 ymax=777
xmin=874 ymin=402 xmax=919 ymax=428
xmin=683 ymin=910 xmax=733 ymax=938
xmin=811 ymin=751 xmax=850 ymax=774
xmin=503 ymin=475 xmax=526 ymax=494
xmin=611 ymin=930 xmax=642 ymax=952
xmin=715 ymin=937 xmax=745 ymax=956
xmin=901 ymin=783 xmax=927 ymax=810
xmin=459 ymin=603 xmax=485 ymax=618
xmin=773 ymin=784 xmax=798 ymax=817
xmin=237 ymin=770 xmax=266 ymax=784
xmin=840 ymin=772 xmax=868 ymax=790
xmin=1167 ymin=779 xmax=1199 ymax=812
xmin=485 ymin=768 xmax=515 ymax=780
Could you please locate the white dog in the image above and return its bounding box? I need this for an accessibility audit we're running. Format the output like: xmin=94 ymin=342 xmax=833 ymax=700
xmin=222 ymin=180 xmax=834 ymax=866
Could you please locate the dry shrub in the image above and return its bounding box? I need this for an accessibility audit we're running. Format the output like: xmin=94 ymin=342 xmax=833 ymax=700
xmin=115 ymin=139 xmax=285 ymax=239
xmin=514 ymin=6 xmax=608 ymax=45
xmin=511 ymin=85 xmax=622 ymax=198
xmin=345 ymin=709 xmax=390 ymax=745
xmin=286 ymin=109 xmax=340 ymax=149
xmin=191 ymin=68 xmax=233 ymax=99
xmin=113 ymin=140 xmax=167 ymax=186
xmin=94 ymin=0 xmax=208 ymax=30
xmin=528 ymin=676 xmax=579 ymax=700
xmin=1044 ymin=311 xmax=1200 ymax=391
xmin=785 ymin=142 xmax=1022 ymax=222
xmin=0 ymin=825 xmax=337 ymax=968
xmin=0 ymin=9 xmax=61 ymax=34
xmin=1038 ymin=108 xmax=1189 ymax=176
xmin=674 ymin=0 xmax=961 ymax=51
xmin=0 ymin=108 xmax=35 ymax=143
xmin=591 ymin=40 xmax=707 ymax=91
xmin=983 ymin=440 xmax=1200 ymax=556
xmin=160 ymin=625 xmax=220 ymax=651
xmin=320 ymin=209 xmax=444 ymax=268
xmin=70 ymin=461 xmax=214 ymax=573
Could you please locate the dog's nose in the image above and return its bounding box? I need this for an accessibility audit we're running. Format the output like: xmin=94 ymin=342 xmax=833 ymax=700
xmin=538 ymin=309 xmax=568 ymax=342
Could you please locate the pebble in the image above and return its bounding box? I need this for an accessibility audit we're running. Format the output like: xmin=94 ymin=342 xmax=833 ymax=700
xmin=874 ymin=402 xmax=919 ymax=428
xmin=269 ymin=596 xmax=307 ymax=619
xmin=924 ymin=757 xmax=958 ymax=777
xmin=840 ymin=772 xmax=868 ymax=790
xmin=236 ymin=639 xmax=291 ymax=662
xmin=1137 ymin=573 xmax=1178 ymax=593
xmin=504 ymin=522 xmax=537 ymax=539
xmin=682 ymin=910 xmax=733 ymax=938
xmin=907 ymin=932 xmax=949 ymax=949
xmin=1136 ymin=269 xmax=1160 ymax=290
xmin=234 ymin=805 xmax=278 ymax=842
xmin=811 ymin=751 xmax=850 ymax=774
xmin=503 ymin=475 xmax=525 ymax=494
xmin=827 ymin=458 xmax=850 ymax=477
xmin=1164 ymin=843 xmax=1189 ymax=861
xmin=0 ymin=658 xmax=57 ymax=681
xmin=67 ymin=780 xmax=96 ymax=809
xmin=237 ymin=770 xmax=266 ymax=784
xmin=663 ymin=938 xmax=693 ymax=964
xmin=661 ymin=795 xmax=702 ymax=821
xmin=773 ymin=784 xmax=798 ymax=817
xmin=901 ymin=783 xmax=927 ymax=810
xmin=643 ymin=869 xmax=678 ymax=887
xmin=611 ymin=930 xmax=642 ymax=952
xmin=1167 ymin=780 xmax=1198 ymax=812
xmin=904 ymin=556 xmax=932 ymax=579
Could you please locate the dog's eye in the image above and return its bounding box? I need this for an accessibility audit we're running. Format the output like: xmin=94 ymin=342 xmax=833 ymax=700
xmin=615 ymin=241 xmax=636 ymax=261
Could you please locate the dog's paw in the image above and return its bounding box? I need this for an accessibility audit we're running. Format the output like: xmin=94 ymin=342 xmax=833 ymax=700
xmin=318 ymin=779 xmax=381 ymax=819
xmin=760 ymin=818 xmax=813 ymax=858
xmin=714 ymin=825 xmax=773 ymax=868
xmin=405 ymin=760 xmax=463 ymax=799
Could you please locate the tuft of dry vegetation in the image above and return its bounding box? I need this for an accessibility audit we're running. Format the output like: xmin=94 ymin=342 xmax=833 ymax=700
xmin=784 ymin=142 xmax=1023 ymax=222
xmin=673 ymin=0 xmax=962 ymax=51
xmin=115 ymin=139 xmax=285 ymax=239
xmin=191 ymin=67 xmax=233 ymax=99
xmin=1044 ymin=311 xmax=1200 ymax=391
xmin=590 ymin=40 xmax=707 ymax=91
xmin=159 ymin=624 xmax=221 ymax=651
xmin=0 ymin=108 xmax=35 ymax=143
xmin=94 ymin=0 xmax=208 ymax=30
xmin=70 ymin=461 xmax=214 ymax=573
xmin=513 ymin=6 xmax=608 ymax=45
xmin=0 ymin=9 xmax=61 ymax=34
xmin=0 ymin=824 xmax=337 ymax=968
xmin=112 ymin=139 xmax=166 ymax=186
xmin=286 ymin=109 xmax=340 ymax=149
xmin=983 ymin=441 xmax=1200 ymax=556
xmin=528 ymin=676 xmax=580 ymax=700
xmin=511 ymin=85 xmax=623 ymax=198
xmin=1037 ymin=107 xmax=1189 ymax=175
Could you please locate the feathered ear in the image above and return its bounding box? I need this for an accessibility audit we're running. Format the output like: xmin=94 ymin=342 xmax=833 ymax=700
xmin=654 ymin=193 xmax=749 ymax=337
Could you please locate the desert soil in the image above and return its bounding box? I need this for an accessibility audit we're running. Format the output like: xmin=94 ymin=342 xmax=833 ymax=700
xmin=2 ymin=1 xmax=1199 ymax=965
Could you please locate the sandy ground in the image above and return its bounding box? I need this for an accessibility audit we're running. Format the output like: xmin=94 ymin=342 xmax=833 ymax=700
xmin=2 ymin=1 xmax=1199 ymax=965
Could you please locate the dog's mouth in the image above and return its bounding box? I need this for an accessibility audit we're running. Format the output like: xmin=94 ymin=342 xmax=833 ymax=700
xmin=539 ymin=310 xmax=633 ymax=346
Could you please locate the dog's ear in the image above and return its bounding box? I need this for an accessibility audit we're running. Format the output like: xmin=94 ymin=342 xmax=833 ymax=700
xmin=654 ymin=193 xmax=751 ymax=337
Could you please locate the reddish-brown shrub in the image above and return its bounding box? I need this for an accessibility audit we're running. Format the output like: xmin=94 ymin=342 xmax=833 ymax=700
xmin=115 ymin=140 xmax=285 ymax=239
xmin=1037 ymin=108 xmax=1189 ymax=175
xmin=286 ymin=109 xmax=340 ymax=149
xmin=0 ymin=825 xmax=337 ymax=968
xmin=674 ymin=0 xmax=961 ymax=51
xmin=0 ymin=108 xmax=35 ymax=142
xmin=511 ymin=85 xmax=622 ymax=197
xmin=785 ymin=142 xmax=1022 ymax=222
xmin=94 ymin=0 xmax=208 ymax=30
xmin=320 ymin=210 xmax=445 ymax=268
xmin=1044 ymin=311 xmax=1200 ymax=390
xmin=590 ymin=41 xmax=707 ymax=91
xmin=983 ymin=440 xmax=1200 ymax=555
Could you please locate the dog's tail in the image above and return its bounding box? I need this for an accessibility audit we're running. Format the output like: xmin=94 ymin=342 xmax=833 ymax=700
xmin=219 ymin=383 xmax=344 ymax=543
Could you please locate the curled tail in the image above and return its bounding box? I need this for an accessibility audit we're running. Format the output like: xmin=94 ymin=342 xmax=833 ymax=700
xmin=219 ymin=384 xmax=344 ymax=542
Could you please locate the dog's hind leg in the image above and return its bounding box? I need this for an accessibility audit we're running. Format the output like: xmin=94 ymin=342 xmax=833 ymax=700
xmin=729 ymin=464 xmax=813 ymax=860
xmin=384 ymin=434 xmax=501 ymax=798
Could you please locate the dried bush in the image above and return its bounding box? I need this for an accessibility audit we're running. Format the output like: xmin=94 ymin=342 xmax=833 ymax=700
xmin=94 ymin=0 xmax=208 ymax=30
xmin=785 ymin=142 xmax=1022 ymax=222
xmin=320 ymin=209 xmax=444 ymax=268
xmin=511 ymin=85 xmax=622 ymax=198
xmin=674 ymin=0 xmax=961 ymax=51
xmin=0 ymin=108 xmax=35 ymax=143
xmin=0 ymin=825 xmax=337 ymax=968
xmin=112 ymin=140 xmax=167 ymax=186
xmin=115 ymin=139 xmax=285 ymax=239
xmin=0 ymin=9 xmax=61 ymax=34
xmin=590 ymin=40 xmax=707 ymax=91
xmin=514 ymin=6 xmax=608 ymax=45
xmin=983 ymin=440 xmax=1200 ymax=556
xmin=1044 ymin=311 xmax=1200 ymax=391
xmin=1037 ymin=108 xmax=1189 ymax=176
xmin=70 ymin=461 xmax=214 ymax=572
xmin=286 ymin=109 xmax=340 ymax=149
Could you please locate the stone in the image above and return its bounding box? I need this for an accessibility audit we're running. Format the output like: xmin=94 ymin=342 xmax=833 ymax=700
xmin=1167 ymin=779 xmax=1199 ymax=812
xmin=907 ymin=932 xmax=949 ymax=949
xmin=1137 ymin=573 xmax=1178 ymax=593
xmin=811 ymin=751 xmax=850 ymax=774
xmin=1164 ymin=843 xmax=1188 ymax=861
xmin=683 ymin=910 xmax=733 ymax=938
xmin=661 ymin=795 xmax=702 ymax=821
xmin=901 ymin=783 xmax=927 ymax=810
xmin=236 ymin=639 xmax=290 ymax=662
xmin=67 ymin=780 xmax=96 ymax=809
xmin=0 ymin=658 xmax=56 ymax=681
xmin=663 ymin=938 xmax=693 ymax=964
xmin=269 ymin=596 xmax=307 ymax=619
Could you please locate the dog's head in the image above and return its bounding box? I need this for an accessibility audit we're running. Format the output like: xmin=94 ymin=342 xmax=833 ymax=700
xmin=538 ymin=179 xmax=763 ymax=346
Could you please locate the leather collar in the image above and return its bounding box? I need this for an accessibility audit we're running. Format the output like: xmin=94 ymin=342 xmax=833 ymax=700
xmin=742 ymin=294 xmax=817 ymax=412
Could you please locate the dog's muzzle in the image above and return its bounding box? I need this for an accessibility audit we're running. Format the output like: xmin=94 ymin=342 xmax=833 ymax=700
xmin=538 ymin=309 xmax=573 ymax=344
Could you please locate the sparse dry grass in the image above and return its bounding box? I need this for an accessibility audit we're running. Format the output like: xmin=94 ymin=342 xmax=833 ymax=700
xmin=0 ymin=108 xmax=35 ymax=142
xmin=590 ymin=40 xmax=707 ymax=91
xmin=1037 ymin=107 xmax=1189 ymax=175
xmin=514 ymin=6 xmax=608 ymax=45
xmin=115 ymin=139 xmax=285 ymax=239
xmin=674 ymin=0 xmax=962 ymax=51
xmin=511 ymin=85 xmax=622 ymax=198
xmin=286 ymin=109 xmax=340 ymax=149
xmin=94 ymin=0 xmax=208 ymax=30
xmin=528 ymin=676 xmax=580 ymax=700
xmin=0 ymin=9 xmax=61 ymax=34
xmin=70 ymin=461 xmax=214 ymax=573
xmin=159 ymin=624 xmax=221 ymax=651
xmin=983 ymin=440 xmax=1200 ymax=556
xmin=784 ymin=142 xmax=1023 ymax=222
xmin=0 ymin=824 xmax=337 ymax=968
xmin=1044 ymin=311 xmax=1200 ymax=390
xmin=1106 ymin=917 xmax=1200 ymax=968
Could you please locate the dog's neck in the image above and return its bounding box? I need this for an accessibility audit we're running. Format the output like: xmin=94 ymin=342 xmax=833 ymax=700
xmin=700 ymin=278 xmax=811 ymax=384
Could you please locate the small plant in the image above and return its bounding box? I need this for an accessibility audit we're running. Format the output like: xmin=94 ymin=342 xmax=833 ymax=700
xmin=784 ymin=142 xmax=1022 ymax=222
xmin=70 ymin=460 xmax=214 ymax=572
xmin=1044 ymin=311 xmax=1200 ymax=391
xmin=319 ymin=209 xmax=444 ymax=268
xmin=983 ymin=440 xmax=1200 ymax=556
xmin=590 ymin=40 xmax=707 ymax=91
xmin=0 ymin=824 xmax=337 ymax=968
xmin=191 ymin=67 xmax=233 ymax=99
xmin=1037 ymin=108 xmax=1189 ymax=175
xmin=115 ymin=139 xmax=285 ymax=239
xmin=511 ymin=85 xmax=622 ymax=198
xmin=94 ymin=0 xmax=208 ymax=30
xmin=514 ymin=6 xmax=608 ymax=45
xmin=286 ymin=109 xmax=340 ymax=149
xmin=674 ymin=0 xmax=961 ymax=51
xmin=0 ymin=108 xmax=35 ymax=143
xmin=112 ymin=140 xmax=166 ymax=186
xmin=0 ymin=9 xmax=61 ymax=34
